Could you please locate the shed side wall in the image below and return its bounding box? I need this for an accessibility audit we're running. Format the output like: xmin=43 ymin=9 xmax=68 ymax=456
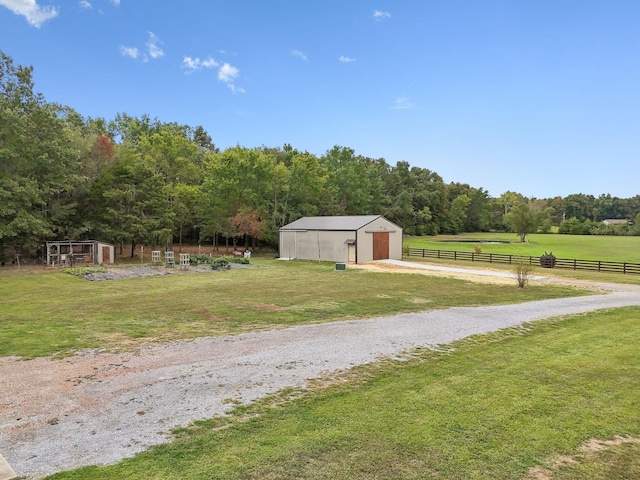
xmin=279 ymin=230 xmax=353 ymax=262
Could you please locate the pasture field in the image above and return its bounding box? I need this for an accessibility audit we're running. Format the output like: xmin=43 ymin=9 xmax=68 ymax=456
xmin=404 ymin=233 xmax=640 ymax=263
xmin=46 ymin=307 xmax=640 ymax=480
xmin=397 ymin=255 xmax=640 ymax=286
xmin=0 ymin=258 xmax=585 ymax=359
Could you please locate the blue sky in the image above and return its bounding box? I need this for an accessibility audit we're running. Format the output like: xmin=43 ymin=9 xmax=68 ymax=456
xmin=1 ymin=0 xmax=639 ymax=199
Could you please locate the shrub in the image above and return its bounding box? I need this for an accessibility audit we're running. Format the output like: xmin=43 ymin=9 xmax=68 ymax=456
xmin=225 ymin=256 xmax=250 ymax=264
xmin=189 ymin=254 xmax=250 ymax=267
xmin=210 ymin=258 xmax=230 ymax=271
xmin=189 ymin=254 xmax=211 ymax=266
xmin=514 ymin=261 xmax=533 ymax=288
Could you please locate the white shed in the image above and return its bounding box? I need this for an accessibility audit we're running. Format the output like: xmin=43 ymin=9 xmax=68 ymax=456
xmin=279 ymin=215 xmax=403 ymax=264
xmin=46 ymin=240 xmax=115 ymax=267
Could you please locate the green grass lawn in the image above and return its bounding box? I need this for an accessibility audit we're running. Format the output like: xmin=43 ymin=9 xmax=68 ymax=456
xmin=0 ymin=258 xmax=586 ymax=358
xmin=404 ymin=233 xmax=640 ymax=263
xmin=45 ymin=306 xmax=640 ymax=480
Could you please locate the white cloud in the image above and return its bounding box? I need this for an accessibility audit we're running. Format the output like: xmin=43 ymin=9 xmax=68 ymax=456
xmin=218 ymin=63 xmax=239 ymax=82
xmin=120 ymin=45 xmax=138 ymax=59
xmin=110 ymin=0 xmax=120 ymax=5
xmin=216 ymin=62 xmax=245 ymax=94
xmin=291 ymin=50 xmax=308 ymax=61
xmin=391 ymin=97 xmax=416 ymax=110
xmin=146 ymin=32 xmax=164 ymax=59
xmin=202 ymin=57 xmax=218 ymax=68
xmin=227 ymin=84 xmax=246 ymax=94
xmin=339 ymin=55 xmax=356 ymax=63
xmin=373 ymin=10 xmax=391 ymax=21
xmin=182 ymin=56 xmax=218 ymax=73
xmin=183 ymin=55 xmax=245 ymax=94
xmin=79 ymin=0 xmax=92 ymax=9
xmin=120 ymin=32 xmax=163 ymax=63
xmin=0 ymin=0 xmax=59 ymax=27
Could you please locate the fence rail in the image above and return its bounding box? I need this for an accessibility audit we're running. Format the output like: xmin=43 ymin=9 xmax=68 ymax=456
xmin=404 ymin=248 xmax=640 ymax=275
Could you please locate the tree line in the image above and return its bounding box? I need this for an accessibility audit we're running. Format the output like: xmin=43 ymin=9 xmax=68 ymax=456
xmin=2 ymin=51 xmax=640 ymax=261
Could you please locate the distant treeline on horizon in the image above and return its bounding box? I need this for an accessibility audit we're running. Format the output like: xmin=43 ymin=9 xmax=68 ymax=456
xmin=2 ymin=51 xmax=640 ymax=259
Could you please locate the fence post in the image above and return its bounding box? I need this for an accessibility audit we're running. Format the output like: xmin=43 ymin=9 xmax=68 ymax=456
xmin=624 ymin=262 xmax=627 ymax=274
xmin=454 ymin=251 xmax=457 ymax=260
xmin=489 ymin=253 xmax=492 ymax=264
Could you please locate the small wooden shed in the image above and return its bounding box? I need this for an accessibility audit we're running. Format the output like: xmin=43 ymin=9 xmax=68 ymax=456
xmin=279 ymin=215 xmax=403 ymax=264
xmin=46 ymin=240 xmax=115 ymax=267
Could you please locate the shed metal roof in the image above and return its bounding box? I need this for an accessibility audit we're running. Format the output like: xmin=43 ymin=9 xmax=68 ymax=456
xmin=280 ymin=215 xmax=384 ymax=231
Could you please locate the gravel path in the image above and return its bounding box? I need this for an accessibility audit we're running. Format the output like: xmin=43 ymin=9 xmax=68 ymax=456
xmin=2 ymin=265 xmax=640 ymax=479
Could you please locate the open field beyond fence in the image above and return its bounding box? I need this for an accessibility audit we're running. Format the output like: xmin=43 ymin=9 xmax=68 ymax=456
xmin=405 ymin=248 xmax=640 ymax=275
xmin=404 ymin=233 xmax=640 ymax=264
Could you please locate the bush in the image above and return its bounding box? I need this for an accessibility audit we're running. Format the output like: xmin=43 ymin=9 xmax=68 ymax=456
xmin=189 ymin=254 xmax=211 ymax=266
xmin=223 ymin=256 xmax=250 ymax=264
xmin=514 ymin=261 xmax=533 ymax=288
xmin=189 ymin=254 xmax=250 ymax=268
xmin=210 ymin=258 xmax=230 ymax=271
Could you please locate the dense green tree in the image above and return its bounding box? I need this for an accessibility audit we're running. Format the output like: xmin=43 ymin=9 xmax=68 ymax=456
xmin=191 ymin=125 xmax=217 ymax=153
xmin=201 ymin=146 xmax=277 ymax=246
xmin=91 ymin=148 xmax=173 ymax=256
xmin=564 ymin=193 xmax=595 ymax=222
xmin=320 ymin=146 xmax=385 ymax=215
xmin=632 ymin=213 xmax=640 ymax=235
xmin=504 ymin=202 xmax=552 ymax=242
xmin=558 ymin=217 xmax=594 ymax=235
xmin=272 ymin=152 xmax=327 ymax=227
xmin=463 ymin=187 xmax=492 ymax=232
xmin=444 ymin=194 xmax=470 ymax=234
xmin=170 ymin=183 xmax=205 ymax=251
xmin=384 ymin=162 xmax=445 ymax=235
xmin=0 ymin=52 xmax=83 ymax=256
xmin=545 ymin=196 xmax=566 ymax=224
xmin=497 ymin=191 xmax=526 ymax=215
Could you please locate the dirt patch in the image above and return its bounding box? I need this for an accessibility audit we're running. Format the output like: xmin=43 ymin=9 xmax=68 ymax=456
xmin=582 ymin=435 xmax=640 ymax=452
xmin=244 ymin=301 xmax=287 ymax=312
xmin=188 ymin=308 xmax=232 ymax=322
xmin=350 ymin=261 xmax=517 ymax=285
xmin=525 ymin=436 xmax=640 ymax=479
xmin=80 ymin=264 xmax=252 ymax=281
xmin=412 ymin=298 xmax=432 ymax=304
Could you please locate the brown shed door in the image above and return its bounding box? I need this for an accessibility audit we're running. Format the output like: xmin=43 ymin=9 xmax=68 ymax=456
xmin=373 ymin=232 xmax=389 ymax=260
xmin=102 ymin=246 xmax=110 ymax=263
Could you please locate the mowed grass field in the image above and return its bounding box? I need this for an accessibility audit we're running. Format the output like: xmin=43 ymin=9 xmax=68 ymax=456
xmin=0 ymin=258 xmax=583 ymax=358
xmin=46 ymin=307 xmax=640 ymax=480
xmin=405 ymin=233 xmax=640 ymax=263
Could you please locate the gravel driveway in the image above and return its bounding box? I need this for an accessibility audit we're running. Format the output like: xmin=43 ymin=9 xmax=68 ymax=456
xmin=2 ymin=263 xmax=640 ymax=479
